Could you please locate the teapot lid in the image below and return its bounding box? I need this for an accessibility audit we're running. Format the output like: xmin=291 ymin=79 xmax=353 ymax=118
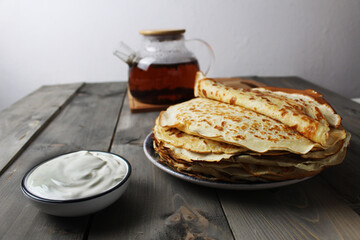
xmin=139 ymin=29 xmax=185 ymax=36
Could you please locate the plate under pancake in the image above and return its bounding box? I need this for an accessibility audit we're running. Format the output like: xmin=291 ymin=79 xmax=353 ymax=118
xmin=143 ymin=132 xmax=313 ymax=190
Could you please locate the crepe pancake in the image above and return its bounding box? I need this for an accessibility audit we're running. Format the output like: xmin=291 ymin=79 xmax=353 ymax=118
xmin=159 ymin=98 xmax=321 ymax=154
xmin=154 ymin=133 xmax=349 ymax=182
xmin=154 ymin=140 xmax=263 ymax=182
xmin=151 ymin=73 xmax=350 ymax=183
xmin=194 ymin=72 xmax=342 ymax=146
xmin=153 ymin=116 xmax=247 ymax=154
xmin=155 ymin=132 xmax=349 ymax=167
xmin=154 ymin=143 xmax=341 ymax=183
xmin=154 ymin=117 xmax=346 ymax=160
xmin=154 ymin=123 xmax=294 ymax=157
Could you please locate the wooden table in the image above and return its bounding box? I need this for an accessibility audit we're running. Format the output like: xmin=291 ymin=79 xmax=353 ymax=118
xmin=1 ymin=77 xmax=360 ymax=240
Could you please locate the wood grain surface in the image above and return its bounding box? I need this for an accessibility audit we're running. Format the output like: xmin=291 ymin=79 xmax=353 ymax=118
xmin=0 ymin=82 xmax=126 ymax=239
xmin=253 ymin=77 xmax=360 ymax=216
xmin=0 ymin=77 xmax=359 ymax=240
xmin=0 ymin=83 xmax=83 ymax=174
xmin=88 ymin=96 xmax=234 ymax=240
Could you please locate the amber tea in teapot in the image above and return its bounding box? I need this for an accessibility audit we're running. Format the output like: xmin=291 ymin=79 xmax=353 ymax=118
xmin=129 ymin=58 xmax=199 ymax=104
xmin=114 ymin=29 xmax=214 ymax=105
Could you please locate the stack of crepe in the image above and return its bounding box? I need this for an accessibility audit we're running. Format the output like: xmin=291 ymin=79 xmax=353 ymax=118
xmin=152 ymin=72 xmax=350 ymax=183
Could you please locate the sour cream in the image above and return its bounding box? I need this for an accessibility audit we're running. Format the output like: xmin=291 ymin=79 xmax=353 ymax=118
xmin=26 ymin=151 xmax=129 ymax=200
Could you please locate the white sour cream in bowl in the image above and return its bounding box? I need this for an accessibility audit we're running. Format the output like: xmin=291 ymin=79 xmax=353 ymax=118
xmin=21 ymin=150 xmax=131 ymax=217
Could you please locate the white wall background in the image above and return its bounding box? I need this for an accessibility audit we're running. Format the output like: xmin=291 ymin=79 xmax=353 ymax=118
xmin=1 ymin=0 xmax=359 ymax=111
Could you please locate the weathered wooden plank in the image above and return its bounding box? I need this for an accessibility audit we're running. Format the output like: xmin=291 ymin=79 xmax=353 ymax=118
xmin=219 ymin=177 xmax=360 ymax=240
xmin=0 ymin=82 xmax=127 ymax=240
xmin=0 ymin=83 xmax=84 ymax=175
xmin=253 ymin=77 xmax=360 ymax=214
xmin=88 ymin=96 xmax=234 ymax=240
xmin=202 ymin=76 xmax=360 ymax=239
xmin=0 ymin=77 xmax=357 ymax=240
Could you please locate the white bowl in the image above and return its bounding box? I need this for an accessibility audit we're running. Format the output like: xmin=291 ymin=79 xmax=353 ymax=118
xmin=21 ymin=151 xmax=131 ymax=217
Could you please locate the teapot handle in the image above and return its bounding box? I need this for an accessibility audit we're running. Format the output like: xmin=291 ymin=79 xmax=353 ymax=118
xmin=186 ymin=39 xmax=215 ymax=75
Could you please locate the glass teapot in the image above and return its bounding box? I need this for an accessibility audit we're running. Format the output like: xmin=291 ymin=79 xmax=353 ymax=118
xmin=114 ymin=29 xmax=214 ymax=105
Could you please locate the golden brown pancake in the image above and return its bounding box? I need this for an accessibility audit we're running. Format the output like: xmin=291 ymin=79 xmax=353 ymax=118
xmin=153 ymin=116 xmax=247 ymax=154
xmin=194 ymin=72 xmax=343 ymax=146
xmin=151 ymin=73 xmax=350 ymax=183
xmin=159 ymin=98 xmax=321 ymax=154
xmin=154 ymin=133 xmax=349 ymax=182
